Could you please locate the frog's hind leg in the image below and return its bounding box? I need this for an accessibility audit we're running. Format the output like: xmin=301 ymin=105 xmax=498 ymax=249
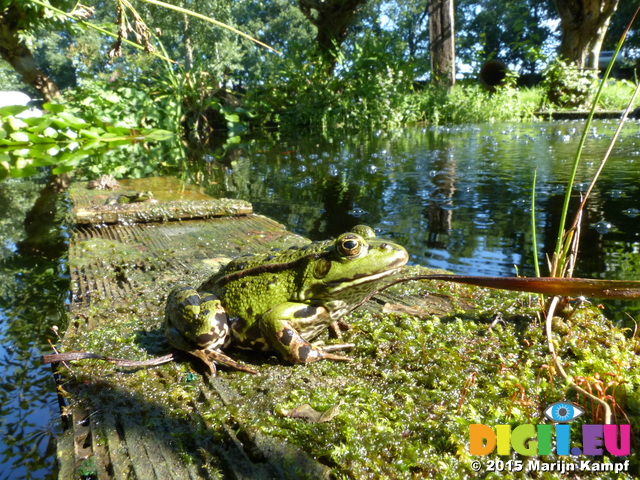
xmin=203 ymin=350 xmax=258 ymax=374
xmin=261 ymin=303 xmax=354 ymax=364
xmin=275 ymin=322 xmax=353 ymax=363
xmin=166 ymin=287 xmax=256 ymax=374
xmin=165 ymin=287 xmax=229 ymax=352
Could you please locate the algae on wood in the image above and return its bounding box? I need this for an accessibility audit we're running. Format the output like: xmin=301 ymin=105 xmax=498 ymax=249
xmin=70 ymin=176 xmax=252 ymax=225
xmin=57 ymin=177 xmax=338 ymax=479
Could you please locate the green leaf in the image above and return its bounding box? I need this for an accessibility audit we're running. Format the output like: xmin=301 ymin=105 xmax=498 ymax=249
xmin=79 ymin=128 xmax=101 ymax=139
xmin=6 ymin=117 xmax=29 ymax=131
xmin=235 ymin=107 xmax=256 ymax=119
xmin=60 ymin=129 xmax=78 ymax=140
xmin=9 ymin=132 xmax=30 ymax=143
xmin=142 ymin=129 xmax=175 ymax=140
xmin=56 ymin=112 xmax=89 ymax=129
xmin=0 ymin=105 xmax=28 ymax=116
xmin=42 ymin=103 xmax=66 ymax=113
xmin=105 ymin=126 xmax=133 ymax=135
xmin=26 ymin=132 xmax=55 ymax=144
xmin=42 ymin=126 xmax=59 ymax=138
xmin=25 ymin=117 xmax=53 ymax=132
xmin=52 ymin=164 xmax=75 ymax=174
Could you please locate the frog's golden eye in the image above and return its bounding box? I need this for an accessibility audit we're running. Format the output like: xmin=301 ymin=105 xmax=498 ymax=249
xmin=338 ymin=234 xmax=363 ymax=257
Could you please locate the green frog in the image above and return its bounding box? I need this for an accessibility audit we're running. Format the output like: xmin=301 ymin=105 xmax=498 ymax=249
xmin=164 ymin=225 xmax=408 ymax=372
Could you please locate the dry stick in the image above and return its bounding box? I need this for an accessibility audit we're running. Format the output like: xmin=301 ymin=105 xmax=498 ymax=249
xmin=41 ymin=351 xmax=177 ymax=367
xmin=564 ymin=208 xmax=582 ymax=279
xmin=545 ymin=296 xmax=612 ymax=424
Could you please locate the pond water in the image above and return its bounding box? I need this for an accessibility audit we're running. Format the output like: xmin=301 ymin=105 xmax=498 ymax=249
xmin=2 ymin=119 xmax=640 ymax=478
xmin=210 ymin=121 xmax=640 ymax=283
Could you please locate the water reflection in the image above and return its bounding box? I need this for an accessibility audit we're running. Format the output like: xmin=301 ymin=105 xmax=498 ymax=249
xmin=203 ymin=121 xmax=640 ymax=285
xmin=0 ymin=173 xmax=70 ymax=480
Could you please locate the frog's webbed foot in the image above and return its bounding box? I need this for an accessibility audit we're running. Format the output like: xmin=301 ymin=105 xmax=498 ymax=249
xmin=206 ymin=349 xmax=258 ymax=374
xmin=319 ymin=343 xmax=355 ymax=353
xmin=314 ymin=343 xmax=355 ymax=362
xmin=272 ymin=324 xmax=354 ymax=364
xmin=185 ymin=348 xmax=257 ymax=375
xmin=328 ymin=319 xmax=352 ymax=338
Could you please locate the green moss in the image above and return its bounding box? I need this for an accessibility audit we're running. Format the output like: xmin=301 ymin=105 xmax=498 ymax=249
xmin=59 ymin=269 xmax=640 ymax=479
xmin=215 ymin=280 xmax=640 ymax=478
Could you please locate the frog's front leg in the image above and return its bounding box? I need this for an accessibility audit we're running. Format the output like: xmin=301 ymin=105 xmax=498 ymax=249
xmin=260 ymin=303 xmax=353 ymax=364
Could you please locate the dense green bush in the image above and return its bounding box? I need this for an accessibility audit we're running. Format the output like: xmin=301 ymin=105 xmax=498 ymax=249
xmin=597 ymin=78 xmax=640 ymax=110
xmin=419 ymin=80 xmax=541 ymax=124
xmin=247 ymin=40 xmax=422 ymax=132
xmin=66 ymin=80 xmax=181 ymax=132
xmin=541 ymin=58 xmax=598 ymax=108
xmin=0 ymin=83 xmax=175 ymax=180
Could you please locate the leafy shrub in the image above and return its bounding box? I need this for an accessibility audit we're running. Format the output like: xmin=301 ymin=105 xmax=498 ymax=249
xmin=418 ymin=81 xmax=540 ymax=125
xmin=597 ymin=79 xmax=640 ymax=110
xmin=0 ymin=86 xmax=174 ymax=180
xmin=66 ymin=80 xmax=180 ymax=132
xmin=542 ymin=58 xmax=598 ymax=108
xmin=248 ymin=39 xmax=421 ymax=132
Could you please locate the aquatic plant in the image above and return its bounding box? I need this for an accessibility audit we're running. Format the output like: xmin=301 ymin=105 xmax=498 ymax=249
xmin=544 ymin=6 xmax=640 ymax=425
xmin=0 ymin=100 xmax=173 ymax=180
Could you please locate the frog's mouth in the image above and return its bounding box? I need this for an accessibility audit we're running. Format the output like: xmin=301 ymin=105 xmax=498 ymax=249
xmin=319 ymin=244 xmax=409 ymax=296
xmin=326 ymin=266 xmax=404 ymax=293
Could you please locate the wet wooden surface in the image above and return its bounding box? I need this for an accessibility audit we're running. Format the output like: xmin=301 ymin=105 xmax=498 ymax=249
xmin=70 ymin=177 xmax=252 ymax=225
xmin=534 ymin=109 xmax=624 ymax=120
xmin=53 ymin=177 xmax=466 ymax=480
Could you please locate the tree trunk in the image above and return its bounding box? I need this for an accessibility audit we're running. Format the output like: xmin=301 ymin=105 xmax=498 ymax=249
xmin=183 ymin=14 xmax=194 ymax=71
xmin=298 ymin=0 xmax=367 ymax=75
xmin=0 ymin=6 xmax=60 ymax=101
xmin=429 ymin=0 xmax=456 ymax=88
xmin=555 ymin=0 xmax=619 ymax=70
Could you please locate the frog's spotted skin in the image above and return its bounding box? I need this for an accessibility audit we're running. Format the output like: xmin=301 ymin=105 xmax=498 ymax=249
xmin=165 ymin=286 xmax=229 ymax=353
xmin=164 ymin=226 xmax=409 ymax=371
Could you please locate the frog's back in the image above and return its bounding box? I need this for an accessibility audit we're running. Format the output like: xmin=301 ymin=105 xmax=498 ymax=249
xmin=199 ymin=241 xmax=332 ymax=292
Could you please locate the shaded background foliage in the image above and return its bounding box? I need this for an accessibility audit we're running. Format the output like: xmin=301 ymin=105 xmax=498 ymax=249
xmin=1 ymin=0 xmax=637 ymax=138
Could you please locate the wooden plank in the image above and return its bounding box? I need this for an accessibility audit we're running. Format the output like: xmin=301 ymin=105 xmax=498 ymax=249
xmin=53 ymin=177 xmax=464 ymax=480
xmin=72 ymin=198 xmax=253 ymax=225
xmin=101 ymin=413 xmax=133 ymax=480
xmin=70 ymin=176 xmax=252 ymax=225
xmin=56 ymin=177 xmax=333 ymax=479
xmin=534 ymin=109 xmax=623 ymax=120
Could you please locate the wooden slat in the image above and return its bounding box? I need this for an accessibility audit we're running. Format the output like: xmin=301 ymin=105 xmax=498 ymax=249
xmin=56 ymin=178 xmax=321 ymax=479
xmin=70 ymin=176 xmax=252 ymax=225
xmin=54 ymin=177 xmax=463 ymax=480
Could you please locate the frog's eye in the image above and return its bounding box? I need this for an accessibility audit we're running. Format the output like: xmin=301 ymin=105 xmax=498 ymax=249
xmin=351 ymin=225 xmax=376 ymax=239
xmin=338 ymin=234 xmax=363 ymax=257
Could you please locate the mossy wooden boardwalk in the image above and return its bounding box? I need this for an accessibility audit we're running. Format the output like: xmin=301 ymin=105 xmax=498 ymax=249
xmin=50 ymin=177 xmax=639 ymax=479
xmin=53 ymin=177 xmax=463 ymax=480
